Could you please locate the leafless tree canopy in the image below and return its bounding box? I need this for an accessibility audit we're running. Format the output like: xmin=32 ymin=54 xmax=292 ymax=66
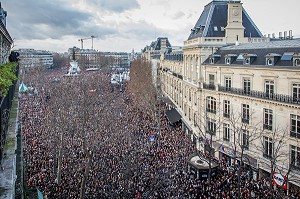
xmin=127 ymin=58 xmax=157 ymax=120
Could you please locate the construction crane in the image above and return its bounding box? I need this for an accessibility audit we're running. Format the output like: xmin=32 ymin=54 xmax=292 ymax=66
xmin=78 ymin=35 xmax=98 ymax=49
xmin=91 ymin=35 xmax=97 ymax=49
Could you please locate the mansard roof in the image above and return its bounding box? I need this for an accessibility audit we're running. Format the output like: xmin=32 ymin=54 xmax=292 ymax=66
xmin=188 ymin=0 xmax=263 ymax=40
xmin=142 ymin=37 xmax=172 ymax=52
xmin=204 ymin=39 xmax=300 ymax=67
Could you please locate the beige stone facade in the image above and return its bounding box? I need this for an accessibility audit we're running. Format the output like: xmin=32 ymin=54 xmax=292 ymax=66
xmin=145 ymin=0 xmax=300 ymax=189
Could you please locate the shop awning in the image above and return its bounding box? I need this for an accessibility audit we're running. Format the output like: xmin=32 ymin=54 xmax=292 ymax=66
xmin=166 ymin=108 xmax=181 ymax=124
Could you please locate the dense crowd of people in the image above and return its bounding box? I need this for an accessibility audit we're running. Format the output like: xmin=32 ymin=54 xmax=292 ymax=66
xmin=18 ymin=67 xmax=299 ymax=199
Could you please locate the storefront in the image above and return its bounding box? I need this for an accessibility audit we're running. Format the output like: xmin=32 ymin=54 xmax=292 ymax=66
xmin=218 ymin=145 xmax=259 ymax=180
xmin=219 ymin=145 xmax=236 ymax=166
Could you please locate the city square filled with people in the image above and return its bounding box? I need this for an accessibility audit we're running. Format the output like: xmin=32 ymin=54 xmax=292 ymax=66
xmin=18 ymin=67 xmax=300 ymax=199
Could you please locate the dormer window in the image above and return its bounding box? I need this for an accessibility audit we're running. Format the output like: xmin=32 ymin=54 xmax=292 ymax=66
xmin=243 ymin=54 xmax=257 ymax=65
xmin=244 ymin=58 xmax=250 ymax=65
xmin=294 ymin=59 xmax=300 ymax=66
xmin=265 ymin=53 xmax=281 ymax=66
xmin=208 ymin=54 xmax=221 ymax=64
xmin=293 ymin=54 xmax=300 ymax=66
xmin=267 ymin=59 xmax=273 ymax=66
xmin=225 ymin=54 xmax=237 ymax=65
xmin=226 ymin=58 xmax=231 ymax=65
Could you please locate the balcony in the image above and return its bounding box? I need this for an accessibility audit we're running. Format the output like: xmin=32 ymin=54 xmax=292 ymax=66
xmin=203 ymin=83 xmax=215 ymax=90
xmin=218 ymin=85 xmax=300 ymax=105
xmin=242 ymin=118 xmax=249 ymax=124
xmin=242 ymin=144 xmax=249 ymax=150
xmin=263 ymin=124 xmax=273 ymax=131
xmin=290 ymin=164 xmax=300 ymax=171
xmin=223 ymin=113 xmax=230 ymax=118
xmin=263 ymin=153 xmax=273 ymax=159
xmin=206 ymin=108 xmax=216 ymax=114
xmin=290 ymin=131 xmax=300 ymax=139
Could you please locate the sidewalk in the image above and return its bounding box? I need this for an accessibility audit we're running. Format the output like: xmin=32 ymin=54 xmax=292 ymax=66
xmin=0 ymin=94 xmax=19 ymax=199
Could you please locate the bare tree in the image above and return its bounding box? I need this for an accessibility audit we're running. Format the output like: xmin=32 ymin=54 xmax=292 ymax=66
xmin=227 ymin=110 xmax=264 ymax=199
xmin=128 ymin=58 xmax=157 ymax=120
xmin=195 ymin=97 xmax=225 ymax=185
xmin=253 ymin=126 xmax=289 ymax=198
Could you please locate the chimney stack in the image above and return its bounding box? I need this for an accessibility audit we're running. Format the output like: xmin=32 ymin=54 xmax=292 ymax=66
xmin=272 ymin=33 xmax=275 ymax=38
xmin=279 ymin=32 xmax=283 ymax=39
xmin=289 ymin=30 xmax=293 ymax=39
xmin=284 ymin=31 xmax=287 ymax=39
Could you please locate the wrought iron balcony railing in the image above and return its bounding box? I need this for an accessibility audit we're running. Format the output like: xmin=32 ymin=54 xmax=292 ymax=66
xmin=242 ymin=118 xmax=249 ymax=124
xmin=223 ymin=113 xmax=230 ymax=118
xmin=290 ymin=131 xmax=300 ymax=139
xmin=218 ymin=85 xmax=300 ymax=105
xmin=263 ymin=153 xmax=273 ymax=159
xmin=290 ymin=164 xmax=300 ymax=171
xmin=263 ymin=124 xmax=273 ymax=131
xmin=206 ymin=108 xmax=217 ymax=114
xmin=203 ymin=83 xmax=215 ymax=90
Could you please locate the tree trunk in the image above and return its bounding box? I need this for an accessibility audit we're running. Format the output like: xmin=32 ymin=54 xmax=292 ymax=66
xmin=237 ymin=149 xmax=244 ymax=199
xmin=208 ymin=133 xmax=213 ymax=185
xmin=56 ymin=131 xmax=64 ymax=184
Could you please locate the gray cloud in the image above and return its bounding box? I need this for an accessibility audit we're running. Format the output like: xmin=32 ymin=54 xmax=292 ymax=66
xmin=172 ymin=11 xmax=185 ymax=20
xmin=88 ymin=0 xmax=140 ymax=13
xmin=3 ymin=0 xmax=119 ymax=40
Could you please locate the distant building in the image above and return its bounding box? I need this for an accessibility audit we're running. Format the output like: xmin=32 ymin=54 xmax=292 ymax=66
xmin=142 ymin=37 xmax=172 ymax=60
xmin=16 ymin=49 xmax=54 ymax=68
xmin=68 ymin=47 xmax=131 ymax=69
xmin=103 ymin=51 xmax=130 ymax=68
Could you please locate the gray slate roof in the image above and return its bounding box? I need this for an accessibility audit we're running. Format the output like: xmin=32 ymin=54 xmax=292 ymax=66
xmin=188 ymin=0 xmax=263 ymax=40
xmin=142 ymin=37 xmax=172 ymax=53
xmin=204 ymin=39 xmax=300 ymax=67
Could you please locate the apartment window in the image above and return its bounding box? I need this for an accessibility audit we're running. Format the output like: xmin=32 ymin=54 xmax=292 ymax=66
xmin=242 ymin=130 xmax=249 ymax=150
xmin=265 ymin=80 xmax=274 ymax=98
xmin=292 ymin=83 xmax=300 ymax=102
xmin=207 ymin=118 xmax=216 ymax=135
xmin=290 ymin=114 xmax=300 ymax=139
xmin=206 ymin=96 xmax=216 ymax=113
xmin=243 ymin=78 xmax=251 ymax=94
xmin=225 ymin=76 xmax=232 ymax=91
xmin=223 ymin=123 xmax=230 ymax=141
xmin=294 ymin=59 xmax=300 ymax=66
xmin=209 ymin=74 xmax=215 ymax=85
xmin=263 ymin=109 xmax=273 ymax=131
xmin=263 ymin=136 xmax=273 ymax=159
xmin=242 ymin=104 xmax=250 ymax=124
xmin=223 ymin=100 xmax=230 ymax=118
xmin=291 ymin=145 xmax=300 ymax=170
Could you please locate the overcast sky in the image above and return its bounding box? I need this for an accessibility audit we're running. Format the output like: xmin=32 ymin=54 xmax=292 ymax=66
xmin=3 ymin=0 xmax=300 ymax=53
